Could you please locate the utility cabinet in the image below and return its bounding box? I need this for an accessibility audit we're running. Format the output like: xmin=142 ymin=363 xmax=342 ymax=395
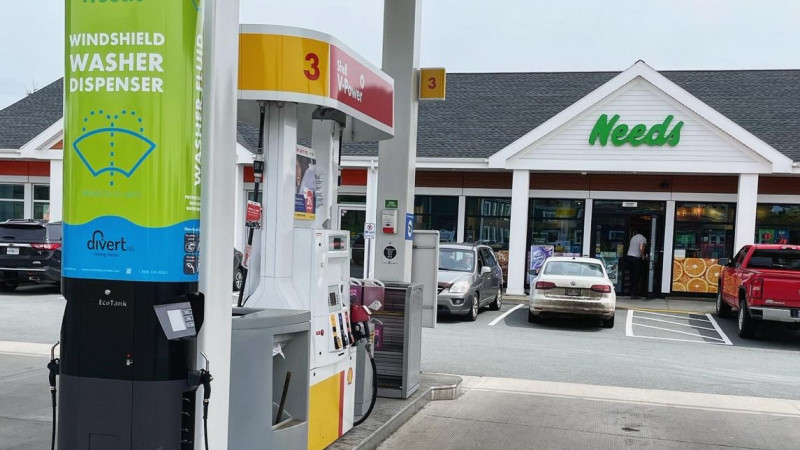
xmin=373 ymin=282 xmax=423 ymax=399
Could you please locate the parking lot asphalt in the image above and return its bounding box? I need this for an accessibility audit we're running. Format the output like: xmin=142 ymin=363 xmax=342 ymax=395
xmin=425 ymin=295 xmax=800 ymax=399
xmin=3 ymin=289 xmax=800 ymax=449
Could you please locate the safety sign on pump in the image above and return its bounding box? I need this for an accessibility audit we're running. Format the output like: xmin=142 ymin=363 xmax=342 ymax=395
xmin=63 ymin=0 xmax=203 ymax=282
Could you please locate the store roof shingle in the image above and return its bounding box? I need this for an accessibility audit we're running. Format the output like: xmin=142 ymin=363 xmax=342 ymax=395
xmin=0 ymin=79 xmax=64 ymax=149
xmin=2 ymin=70 xmax=800 ymax=161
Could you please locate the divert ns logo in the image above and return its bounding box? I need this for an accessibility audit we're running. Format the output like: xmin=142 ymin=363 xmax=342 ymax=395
xmin=87 ymin=230 xmax=133 ymax=252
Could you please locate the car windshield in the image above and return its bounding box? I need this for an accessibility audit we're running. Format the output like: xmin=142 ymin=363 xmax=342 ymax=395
xmin=749 ymin=249 xmax=800 ymax=271
xmin=543 ymin=261 xmax=604 ymax=278
xmin=0 ymin=224 xmax=48 ymax=243
xmin=439 ymin=248 xmax=475 ymax=272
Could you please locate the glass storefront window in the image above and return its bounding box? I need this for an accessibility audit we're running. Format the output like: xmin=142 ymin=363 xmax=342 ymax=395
xmin=465 ymin=196 xmax=512 ymax=283
xmin=755 ymin=204 xmax=800 ymax=244
xmin=413 ymin=195 xmax=458 ymax=242
xmin=0 ymin=184 xmax=24 ymax=221
xmin=33 ymin=185 xmax=50 ymax=220
xmin=464 ymin=197 xmax=511 ymax=249
xmin=673 ymin=202 xmax=735 ymax=295
xmin=527 ymin=199 xmax=585 ymax=255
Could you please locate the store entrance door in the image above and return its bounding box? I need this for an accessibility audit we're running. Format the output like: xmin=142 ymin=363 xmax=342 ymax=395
xmin=338 ymin=205 xmax=367 ymax=278
xmin=591 ymin=201 xmax=666 ymax=297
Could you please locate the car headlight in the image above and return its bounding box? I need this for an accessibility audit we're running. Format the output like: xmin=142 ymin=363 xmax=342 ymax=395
xmin=449 ymin=281 xmax=470 ymax=294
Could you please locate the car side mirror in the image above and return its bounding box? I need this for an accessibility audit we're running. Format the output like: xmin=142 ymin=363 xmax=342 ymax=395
xmin=481 ymin=266 xmax=491 ymax=275
xmin=718 ymin=258 xmax=730 ymax=266
xmin=528 ymin=269 xmax=539 ymax=276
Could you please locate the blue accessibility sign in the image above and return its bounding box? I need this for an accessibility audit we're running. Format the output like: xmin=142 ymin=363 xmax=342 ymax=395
xmin=405 ymin=213 xmax=414 ymax=241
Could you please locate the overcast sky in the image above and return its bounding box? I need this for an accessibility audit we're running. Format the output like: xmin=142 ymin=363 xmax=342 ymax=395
xmin=1 ymin=0 xmax=799 ymax=109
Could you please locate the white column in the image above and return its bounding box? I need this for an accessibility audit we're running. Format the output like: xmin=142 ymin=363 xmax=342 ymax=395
xmin=365 ymin=164 xmax=379 ymax=279
xmin=374 ymin=0 xmax=422 ymax=283
xmin=311 ymin=119 xmax=340 ymax=229
xmin=23 ymin=183 xmax=32 ymax=219
xmin=734 ymin=174 xmax=759 ymax=253
xmin=197 ymin=0 xmax=239 ymax=447
xmin=48 ymin=160 xmax=63 ymax=221
xmin=662 ymin=200 xmax=675 ymax=294
xmin=456 ymin=195 xmax=466 ymax=243
xmin=506 ymin=170 xmax=530 ymax=295
xmin=233 ymin=164 xmax=244 ymax=250
xmin=263 ymin=102 xmax=299 ymax=276
xmin=581 ymin=198 xmax=592 ymax=257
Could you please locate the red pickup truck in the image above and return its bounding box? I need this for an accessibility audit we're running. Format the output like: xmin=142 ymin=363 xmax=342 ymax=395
xmin=716 ymin=244 xmax=800 ymax=338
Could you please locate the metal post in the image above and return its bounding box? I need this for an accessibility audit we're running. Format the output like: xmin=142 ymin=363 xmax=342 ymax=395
xmin=197 ymin=0 xmax=240 ymax=447
xmin=375 ymin=0 xmax=422 ymax=283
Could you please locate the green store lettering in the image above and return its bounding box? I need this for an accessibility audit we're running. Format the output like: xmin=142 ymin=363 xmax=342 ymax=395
xmin=589 ymin=114 xmax=684 ymax=147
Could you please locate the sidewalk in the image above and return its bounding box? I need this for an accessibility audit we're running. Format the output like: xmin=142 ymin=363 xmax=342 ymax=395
xmin=330 ymin=373 xmax=463 ymax=450
xmin=377 ymin=375 xmax=800 ymax=450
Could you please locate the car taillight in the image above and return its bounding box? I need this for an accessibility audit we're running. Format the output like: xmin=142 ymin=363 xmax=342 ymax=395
xmin=591 ymin=284 xmax=612 ymax=294
xmin=751 ymin=278 xmax=763 ymax=300
xmin=535 ymin=281 xmax=556 ymax=290
xmin=31 ymin=243 xmax=61 ymax=250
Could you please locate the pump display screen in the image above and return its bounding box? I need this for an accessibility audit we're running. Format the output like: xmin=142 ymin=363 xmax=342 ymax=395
xmin=167 ymin=309 xmax=187 ymax=332
xmin=329 ymin=291 xmax=338 ymax=307
xmin=329 ymin=236 xmax=346 ymax=251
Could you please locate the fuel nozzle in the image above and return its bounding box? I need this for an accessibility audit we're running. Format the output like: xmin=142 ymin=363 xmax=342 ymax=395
xmin=47 ymin=342 xmax=60 ymax=390
xmin=350 ymin=304 xmax=373 ymax=353
xmin=188 ymin=353 xmax=213 ymax=419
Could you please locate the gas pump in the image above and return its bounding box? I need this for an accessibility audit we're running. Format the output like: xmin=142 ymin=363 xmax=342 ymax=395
xmin=236 ymin=25 xmax=394 ymax=449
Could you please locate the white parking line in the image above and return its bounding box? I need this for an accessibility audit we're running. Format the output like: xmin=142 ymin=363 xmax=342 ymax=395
xmin=624 ymin=334 xmax=730 ymax=346
xmin=706 ymin=313 xmax=733 ymax=346
xmin=634 ymin=315 xmax=718 ymax=331
xmin=0 ymin=341 xmax=54 ymax=357
xmin=634 ymin=310 xmax=711 ymax=322
xmin=489 ymin=304 xmax=524 ymax=326
xmin=634 ymin=323 xmax=726 ymax=342
xmin=626 ymin=309 xmax=733 ymax=346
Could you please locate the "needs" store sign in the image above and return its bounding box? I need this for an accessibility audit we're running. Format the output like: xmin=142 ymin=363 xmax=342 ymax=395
xmin=589 ymin=114 xmax=684 ymax=147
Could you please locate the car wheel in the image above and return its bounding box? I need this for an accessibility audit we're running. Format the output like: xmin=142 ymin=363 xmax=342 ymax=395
xmin=738 ymin=297 xmax=756 ymax=339
xmin=601 ymin=314 xmax=615 ymax=329
xmin=489 ymin=288 xmax=502 ymax=311
xmin=528 ymin=310 xmax=540 ymax=323
xmin=233 ymin=267 xmax=244 ymax=291
xmin=0 ymin=281 xmax=19 ymax=293
xmin=716 ymin=290 xmax=731 ymax=318
xmin=466 ymin=293 xmax=479 ymax=322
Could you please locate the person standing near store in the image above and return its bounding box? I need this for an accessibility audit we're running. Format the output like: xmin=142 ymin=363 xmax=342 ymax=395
xmin=626 ymin=230 xmax=647 ymax=299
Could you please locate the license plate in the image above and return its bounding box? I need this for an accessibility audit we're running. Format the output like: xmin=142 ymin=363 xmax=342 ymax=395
xmin=565 ymin=288 xmax=580 ymax=296
xmin=6 ymin=247 xmax=19 ymax=255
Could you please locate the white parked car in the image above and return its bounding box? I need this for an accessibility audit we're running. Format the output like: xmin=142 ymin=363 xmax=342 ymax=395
xmin=528 ymin=256 xmax=616 ymax=328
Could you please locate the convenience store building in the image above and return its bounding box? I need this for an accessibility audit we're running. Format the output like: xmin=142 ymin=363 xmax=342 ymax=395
xmin=2 ymin=61 xmax=799 ymax=297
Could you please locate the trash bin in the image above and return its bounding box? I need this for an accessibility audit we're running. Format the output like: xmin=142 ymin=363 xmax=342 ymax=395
xmin=228 ymin=307 xmax=310 ymax=450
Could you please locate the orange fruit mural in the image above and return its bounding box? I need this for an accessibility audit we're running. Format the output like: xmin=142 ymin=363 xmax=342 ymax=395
xmin=673 ymin=257 xmax=719 ymax=293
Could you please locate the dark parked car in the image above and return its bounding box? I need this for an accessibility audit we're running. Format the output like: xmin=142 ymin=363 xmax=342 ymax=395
xmin=0 ymin=219 xmax=62 ymax=291
xmin=437 ymin=243 xmax=504 ymax=321
xmin=233 ymin=248 xmax=244 ymax=291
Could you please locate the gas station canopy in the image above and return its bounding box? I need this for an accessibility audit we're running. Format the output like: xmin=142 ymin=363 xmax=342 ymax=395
xmin=238 ymin=25 xmax=394 ymax=142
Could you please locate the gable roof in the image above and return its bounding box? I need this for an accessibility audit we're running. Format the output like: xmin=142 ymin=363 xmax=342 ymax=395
xmin=488 ymin=61 xmax=793 ymax=173
xmin=0 ymin=79 xmax=63 ymax=149
xmin=3 ymin=68 xmax=800 ymax=162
